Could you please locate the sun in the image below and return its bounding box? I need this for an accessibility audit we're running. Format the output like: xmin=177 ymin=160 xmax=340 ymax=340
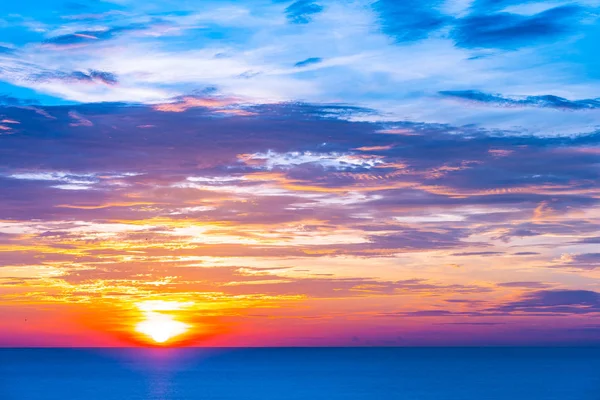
xmin=136 ymin=313 xmax=189 ymax=343
xmin=135 ymin=301 xmax=191 ymax=344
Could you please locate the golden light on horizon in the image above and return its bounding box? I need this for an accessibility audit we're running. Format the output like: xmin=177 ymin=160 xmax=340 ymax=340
xmin=134 ymin=300 xmax=191 ymax=344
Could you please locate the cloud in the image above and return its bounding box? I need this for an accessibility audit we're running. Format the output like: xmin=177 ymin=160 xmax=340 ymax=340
xmin=492 ymin=227 xmax=542 ymax=242
xmin=572 ymin=237 xmax=600 ymax=244
xmin=470 ymin=0 xmax=570 ymax=13
xmin=47 ymin=258 xmax=489 ymax=299
xmin=68 ymin=110 xmax=93 ymax=127
xmin=0 ymin=100 xmax=598 ymax=332
xmin=452 ymin=5 xmax=584 ymax=49
xmin=497 ymin=282 xmax=551 ymax=289
xmin=224 ymin=276 xmax=489 ymax=298
xmin=240 ymin=150 xmax=384 ymax=171
xmin=0 ymin=95 xmax=39 ymax=106
xmin=42 ymin=25 xmax=144 ymax=48
xmin=492 ymin=290 xmax=600 ymax=314
xmin=386 ymin=290 xmax=600 ymax=318
xmin=0 ymin=1 xmax=597 ymax=135
xmin=372 ymin=0 xmax=450 ymax=42
xmin=153 ymin=95 xmax=242 ymax=113
xmin=294 ymin=57 xmax=322 ymax=67
xmin=0 ymin=46 xmax=15 ymax=54
xmin=0 ymin=101 xmax=598 ymax=215
xmin=551 ymin=253 xmax=600 ymax=270
xmin=440 ymin=90 xmax=600 ymax=110
xmin=285 ymin=1 xmax=324 ymax=24
xmin=31 ymin=69 xmax=118 ymax=85
xmin=451 ymin=251 xmax=504 ymax=256
xmin=400 ymin=310 xmax=459 ymax=317
xmin=435 ymin=322 xmax=505 ymax=326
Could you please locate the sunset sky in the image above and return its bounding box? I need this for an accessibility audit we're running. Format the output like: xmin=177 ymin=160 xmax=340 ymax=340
xmin=1 ymin=0 xmax=599 ymax=347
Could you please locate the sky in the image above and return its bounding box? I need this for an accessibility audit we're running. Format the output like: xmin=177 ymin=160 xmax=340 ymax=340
xmin=0 ymin=0 xmax=599 ymax=347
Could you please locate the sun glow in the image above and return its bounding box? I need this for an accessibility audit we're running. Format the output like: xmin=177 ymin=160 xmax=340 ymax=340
xmin=135 ymin=301 xmax=191 ymax=344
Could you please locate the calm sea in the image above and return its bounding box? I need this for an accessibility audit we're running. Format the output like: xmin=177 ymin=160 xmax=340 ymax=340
xmin=1 ymin=348 xmax=599 ymax=400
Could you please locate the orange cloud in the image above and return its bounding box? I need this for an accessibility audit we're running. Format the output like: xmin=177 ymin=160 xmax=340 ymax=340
xmin=153 ymin=96 xmax=241 ymax=112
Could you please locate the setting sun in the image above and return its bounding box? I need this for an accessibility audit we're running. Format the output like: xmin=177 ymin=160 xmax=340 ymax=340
xmin=135 ymin=301 xmax=191 ymax=344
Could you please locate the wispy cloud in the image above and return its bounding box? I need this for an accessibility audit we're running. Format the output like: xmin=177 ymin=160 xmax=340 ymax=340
xmin=440 ymin=90 xmax=600 ymax=110
xmin=452 ymin=5 xmax=585 ymax=49
xmin=285 ymin=0 xmax=324 ymax=24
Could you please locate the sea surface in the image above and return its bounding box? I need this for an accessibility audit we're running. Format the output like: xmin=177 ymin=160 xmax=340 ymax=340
xmin=1 ymin=347 xmax=599 ymax=400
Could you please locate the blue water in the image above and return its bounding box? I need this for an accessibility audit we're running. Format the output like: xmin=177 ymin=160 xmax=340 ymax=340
xmin=1 ymin=348 xmax=599 ymax=400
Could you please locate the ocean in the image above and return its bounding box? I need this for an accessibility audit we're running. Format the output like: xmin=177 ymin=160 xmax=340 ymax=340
xmin=1 ymin=348 xmax=599 ymax=400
